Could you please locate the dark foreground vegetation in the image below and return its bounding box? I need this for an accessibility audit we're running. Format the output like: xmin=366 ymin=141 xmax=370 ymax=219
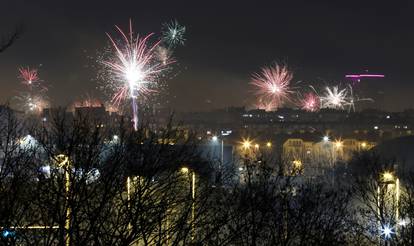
xmin=0 ymin=108 xmax=414 ymax=246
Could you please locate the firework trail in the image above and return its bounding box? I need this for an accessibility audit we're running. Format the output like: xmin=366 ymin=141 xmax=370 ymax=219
xmin=343 ymin=85 xmax=373 ymax=112
xmin=251 ymin=64 xmax=293 ymax=110
xmin=102 ymin=19 xmax=171 ymax=130
xmin=161 ymin=19 xmax=186 ymax=47
xmin=299 ymin=92 xmax=320 ymax=112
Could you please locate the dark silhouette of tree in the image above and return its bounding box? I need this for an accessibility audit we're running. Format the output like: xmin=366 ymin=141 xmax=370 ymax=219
xmin=0 ymin=25 xmax=23 ymax=53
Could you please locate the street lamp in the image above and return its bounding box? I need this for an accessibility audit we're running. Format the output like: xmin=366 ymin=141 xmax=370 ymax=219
xmin=266 ymin=141 xmax=272 ymax=148
xmin=361 ymin=142 xmax=367 ymax=149
xmin=381 ymin=224 xmax=394 ymax=239
xmin=180 ymin=166 xmax=196 ymax=240
xmin=56 ymin=154 xmax=70 ymax=246
xmin=378 ymin=171 xmax=400 ymax=235
xmin=180 ymin=167 xmax=189 ymax=174
xmin=334 ymin=140 xmax=343 ymax=149
xmin=211 ymin=135 xmax=224 ymax=166
xmin=242 ymin=140 xmax=251 ymax=150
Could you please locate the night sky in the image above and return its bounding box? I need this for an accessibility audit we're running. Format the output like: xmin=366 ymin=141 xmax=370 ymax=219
xmin=1 ymin=0 xmax=414 ymax=111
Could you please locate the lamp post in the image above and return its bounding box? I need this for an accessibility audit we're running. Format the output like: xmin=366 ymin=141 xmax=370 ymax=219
xmin=212 ymin=135 xmax=224 ymax=167
xmin=181 ymin=167 xmax=196 ymax=240
xmin=377 ymin=171 xmax=400 ymax=244
xmin=56 ymin=154 xmax=70 ymax=246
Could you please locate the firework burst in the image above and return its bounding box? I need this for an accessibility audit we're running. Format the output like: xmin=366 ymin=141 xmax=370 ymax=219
xmin=18 ymin=67 xmax=45 ymax=90
xmin=102 ymin=19 xmax=171 ymax=130
xmin=320 ymin=86 xmax=348 ymax=109
xmin=300 ymin=92 xmax=320 ymax=112
xmin=162 ymin=19 xmax=186 ymax=47
xmin=251 ymin=64 xmax=293 ymax=110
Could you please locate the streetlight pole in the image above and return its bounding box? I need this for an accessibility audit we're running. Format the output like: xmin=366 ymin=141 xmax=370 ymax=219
xmin=56 ymin=154 xmax=70 ymax=246
xmin=221 ymin=139 xmax=224 ymax=169
xmin=180 ymin=167 xmax=196 ymax=241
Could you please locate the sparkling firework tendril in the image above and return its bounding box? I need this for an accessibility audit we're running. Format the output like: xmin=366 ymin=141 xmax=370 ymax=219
xmin=300 ymin=92 xmax=320 ymax=112
xmin=251 ymin=64 xmax=293 ymax=110
xmin=162 ymin=19 xmax=186 ymax=47
xmin=343 ymin=85 xmax=373 ymax=112
xmin=102 ymin=20 xmax=170 ymax=130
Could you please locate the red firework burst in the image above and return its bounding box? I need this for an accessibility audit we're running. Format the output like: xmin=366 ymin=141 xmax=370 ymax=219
xmin=18 ymin=67 xmax=39 ymax=86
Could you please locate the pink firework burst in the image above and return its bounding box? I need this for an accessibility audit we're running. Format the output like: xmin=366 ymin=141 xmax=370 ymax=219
xmin=18 ymin=67 xmax=39 ymax=86
xmin=102 ymin=19 xmax=172 ymax=130
xmin=300 ymin=92 xmax=320 ymax=112
xmin=251 ymin=64 xmax=293 ymax=109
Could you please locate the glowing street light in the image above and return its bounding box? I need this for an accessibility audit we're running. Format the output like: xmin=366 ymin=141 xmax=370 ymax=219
xmin=382 ymin=171 xmax=394 ymax=182
xmin=181 ymin=167 xmax=189 ymax=174
xmin=380 ymin=224 xmax=394 ymax=239
xmin=266 ymin=141 xmax=272 ymax=148
xmin=361 ymin=142 xmax=367 ymax=149
xmin=242 ymin=139 xmax=251 ymax=150
xmin=254 ymin=143 xmax=259 ymax=149
xmin=398 ymin=218 xmax=408 ymax=227
xmin=334 ymin=140 xmax=343 ymax=149
xmin=212 ymin=135 xmax=218 ymax=142
xmin=323 ymin=136 xmax=329 ymax=142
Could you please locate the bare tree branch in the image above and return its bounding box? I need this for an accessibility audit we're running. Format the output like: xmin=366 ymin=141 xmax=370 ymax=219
xmin=0 ymin=25 xmax=24 ymax=53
